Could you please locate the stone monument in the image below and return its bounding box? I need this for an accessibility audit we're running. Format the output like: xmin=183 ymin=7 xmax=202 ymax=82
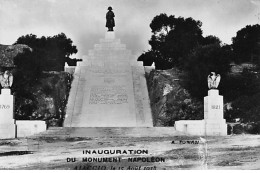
xmin=0 ymin=70 xmax=16 ymax=138
xmin=175 ymin=72 xmax=227 ymax=136
xmin=204 ymin=72 xmax=227 ymax=135
xmin=106 ymin=6 xmax=115 ymax=32
xmin=0 ymin=70 xmax=47 ymax=139
xmin=0 ymin=46 xmax=47 ymax=139
xmin=64 ymin=32 xmax=153 ymax=127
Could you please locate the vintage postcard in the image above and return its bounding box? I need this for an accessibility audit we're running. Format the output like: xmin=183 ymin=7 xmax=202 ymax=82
xmin=0 ymin=0 xmax=260 ymax=170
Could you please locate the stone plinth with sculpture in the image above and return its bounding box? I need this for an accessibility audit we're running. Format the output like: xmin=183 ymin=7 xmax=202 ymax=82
xmin=0 ymin=70 xmax=47 ymax=139
xmin=204 ymin=72 xmax=227 ymax=135
xmin=106 ymin=6 xmax=115 ymax=32
xmin=0 ymin=70 xmax=16 ymax=139
xmin=175 ymin=72 xmax=227 ymax=136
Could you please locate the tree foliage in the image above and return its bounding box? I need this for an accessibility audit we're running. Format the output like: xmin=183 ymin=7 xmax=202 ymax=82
xmin=140 ymin=13 xmax=260 ymax=128
xmin=150 ymin=13 xmax=175 ymax=34
xmin=139 ymin=14 xmax=228 ymax=70
xmin=14 ymin=33 xmax=78 ymax=71
xmin=142 ymin=14 xmax=204 ymax=69
xmin=181 ymin=44 xmax=232 ymax=99
xmin=202 ymin=35 xmax=221 ymax=46
xmin=232 ymin=24 xmax=260 ymax=64
xmin=228 ymin=93 xmax=260 ymax=123
xmin=12 ymin=33 xmax=76 ymax=126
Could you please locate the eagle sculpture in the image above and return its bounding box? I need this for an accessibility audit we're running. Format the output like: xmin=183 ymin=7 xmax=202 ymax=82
xmin=0 ymin=70 xmax=13 ymax=88
xmin=207 ymin=72 xmax=221 ymax=89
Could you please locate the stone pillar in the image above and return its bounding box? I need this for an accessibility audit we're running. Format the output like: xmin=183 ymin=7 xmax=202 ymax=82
xmin=0 ymin=89 xmax=16 ymax=139
xmin=204 ymin=89 xmax=227 ymax=135
xmin=105 ymin=32 xmax=115 ymax=40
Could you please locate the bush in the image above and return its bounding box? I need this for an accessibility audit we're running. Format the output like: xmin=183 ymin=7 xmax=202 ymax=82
xmin=14 ymin=72 xmax=73 ymax=127
xmin=14 ymin=33 xmax=78 ymax=71
xmin=232 ymin=24 xmax=260 ymax=64
xmin=181 ymin=44 xmax=232 ymax=99
xmin=228 ymin=122 xmax=260 ymax=134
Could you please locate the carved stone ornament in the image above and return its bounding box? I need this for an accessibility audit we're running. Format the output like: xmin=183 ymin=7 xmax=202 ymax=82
xmin=0 ymin=70 xmax=13 ymax=88
xmin=207 ymin=72 xmax=221 ymax=89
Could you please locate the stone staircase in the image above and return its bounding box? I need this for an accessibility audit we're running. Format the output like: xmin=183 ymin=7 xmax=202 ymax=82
xmin=34 ymin=127 xmax=182 ymax=138
xmin=33 ymin=33 xmax=182 ymax=139
xmin=63 ymin=32 xmax=153 ymax=127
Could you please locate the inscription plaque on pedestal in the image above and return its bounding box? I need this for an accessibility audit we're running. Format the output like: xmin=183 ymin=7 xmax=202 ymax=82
xmin=89 ymin=86 xmax=128 ymax=104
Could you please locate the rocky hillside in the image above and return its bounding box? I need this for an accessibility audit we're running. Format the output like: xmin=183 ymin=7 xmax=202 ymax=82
xmin=145 ymin=68 xmax=260 ymax=134
xmin=145 ymin=68 xmax=203 ymax=127
xmin=14 ymin=71 xmax=73 ymax=127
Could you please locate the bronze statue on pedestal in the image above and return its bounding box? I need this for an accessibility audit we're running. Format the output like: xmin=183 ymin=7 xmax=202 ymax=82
xmin=106 ymin=6 xmax=115 ymax=31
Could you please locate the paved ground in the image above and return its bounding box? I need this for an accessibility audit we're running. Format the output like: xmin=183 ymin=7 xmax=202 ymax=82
xmin=0 ymin=134 xmax=259 ymax=170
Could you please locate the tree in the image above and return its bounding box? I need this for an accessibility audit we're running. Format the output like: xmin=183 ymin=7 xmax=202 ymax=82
xmin=202 ymin=35 xmax=221 ymax=46
xmin=12 ymin=33 xmax=77 ymax=123
xmin=221 ymin=68 xmax=260 ymax=102
xmin=139 ymin=14 xmax=204 ymax=69
xmin=229 ymin=93 xmax=260 ymax=123
xmin=232 ymin=24 xmax=260 ymax=64
xmin=181 ymin=44 xmax=232 ymax=99
xmin=12 ymin=49 xmax=42 ymax=120
xmin=150 ymin=13 xmax=175 ymax=35
xmin=14 ymin=33 xmax=78 ymax=71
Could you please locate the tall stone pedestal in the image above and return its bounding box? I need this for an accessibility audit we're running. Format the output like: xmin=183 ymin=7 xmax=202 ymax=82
xmin=175 ymin=89 xmax=227 ymax=136
xmin=0 ymin=89 xmax=16 ymax=139
xmin=203 ymin=89 xmax=227 ymax=136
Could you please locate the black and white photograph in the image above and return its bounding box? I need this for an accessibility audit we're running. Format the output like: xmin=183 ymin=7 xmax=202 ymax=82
xmin=0 ymin=0 xmax=260 ymax=170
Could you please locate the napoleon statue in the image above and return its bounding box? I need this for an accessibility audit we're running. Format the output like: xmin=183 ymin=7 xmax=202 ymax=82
xmin=207 ymin=72 xmax=221 ymax=89
xmin=106 ymin=6 xmax=115 ymax=31
xmin=0 ymin=70 xmax=13 ymax=89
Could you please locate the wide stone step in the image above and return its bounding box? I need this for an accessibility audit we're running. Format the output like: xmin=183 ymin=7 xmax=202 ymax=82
xmin=34 ymin=127 xmax=183 ymax=138
xmin=99 ymin=38 xmax=121 ymax=44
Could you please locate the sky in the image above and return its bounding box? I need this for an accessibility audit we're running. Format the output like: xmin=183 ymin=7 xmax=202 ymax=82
xmin=0 ymin=0 xmax=259 ymax=58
